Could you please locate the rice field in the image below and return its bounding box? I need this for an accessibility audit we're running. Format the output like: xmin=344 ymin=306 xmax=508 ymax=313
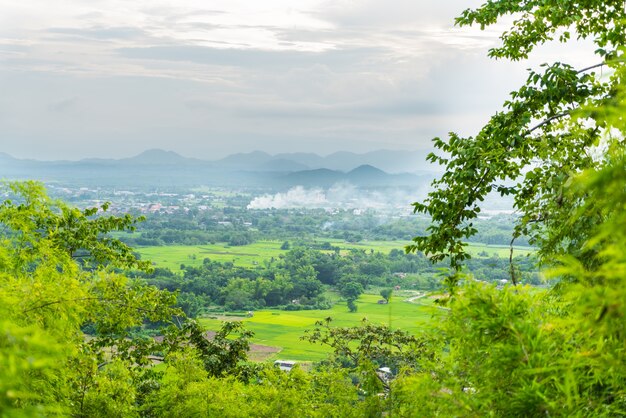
xmin=198 ymin=292 xmax=440 ymax=362
xmin=136 ymin=239 xmax=533 ymax=272
xmin=136 ymin=240 xmax=287 ymax=270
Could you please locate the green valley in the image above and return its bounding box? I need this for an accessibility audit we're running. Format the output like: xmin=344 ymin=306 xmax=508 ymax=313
xmin=198 ymin=292 xmax=438 ymax=361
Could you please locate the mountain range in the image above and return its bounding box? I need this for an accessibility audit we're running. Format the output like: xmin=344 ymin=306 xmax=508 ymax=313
xmin=211 ymin=149 xmax=433 ymax=173
xmin=0 ymin=149 xmax=437 ymax=189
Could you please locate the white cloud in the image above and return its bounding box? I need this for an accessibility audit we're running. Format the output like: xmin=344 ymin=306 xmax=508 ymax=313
xmin=0 ymin=0 xmax=597 ymax=160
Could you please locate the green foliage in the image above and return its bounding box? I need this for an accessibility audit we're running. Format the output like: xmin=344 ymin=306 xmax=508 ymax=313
xmin=0 ymin=181 xmax=179 ymax=415
xmin=0 ymin=181 xmax=150 ymax=271
xmin=391 ymin=1 xmax=626 ymax=417
xmin=408 ymin=1 xmax=626 ymax=279
xmin=165 ymin=320 xmax=253 ymax=378
xmin=393 ymin=232 xmax=626 ymax=415
xmin=303 ymin=318 xmax=434 ymax=382
xmin=396 ymin=2 xmax=626 ymax=416
xmin=339 ymin=281 xmax=364 ymax=301
xmin=0 ymin=318 xmax=69 ymax=416
xmin=456 ymin=0 xmax=626 ymax=61
xmin=79 ymin=360 xmax=139 ymax=418
xmin=379 ymin=288 xmax=392 ymax=302
xmin=144 ymin=349 xmax=369 ymax=417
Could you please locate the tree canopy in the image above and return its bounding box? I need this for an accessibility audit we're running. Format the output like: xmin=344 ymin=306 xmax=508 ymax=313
xmin=407 ymin=0 xmax=626 ymax=285
xmin=397 ymin=1 xmax=626 ymax=416
xmin=2 ymin=1 xmax=626 ymax=416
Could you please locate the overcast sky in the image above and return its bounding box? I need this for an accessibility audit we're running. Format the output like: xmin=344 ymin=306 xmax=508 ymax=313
xmin=0 ymin=0 xmax=596 ymax=160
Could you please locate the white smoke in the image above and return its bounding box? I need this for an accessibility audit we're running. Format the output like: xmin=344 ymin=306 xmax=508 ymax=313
xmin=247 ymin=186 xmax=328 ymax=209
xmin=247 ymin=183 xmax=427 ymax=211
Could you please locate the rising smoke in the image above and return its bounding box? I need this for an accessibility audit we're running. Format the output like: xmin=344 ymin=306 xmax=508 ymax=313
xmin=247 ymin=182 xmax=427 ymax=212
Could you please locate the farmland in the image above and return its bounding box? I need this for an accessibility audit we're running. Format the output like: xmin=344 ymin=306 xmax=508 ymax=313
xmin=136 ymin=239 xmax=534 ymax=271
xmin=198 ymin=292 xmax=439 ymax=361
xmin=135 ymin=236 xmax=536 ymax=362
xmin=136 ymin=240 xmax=287 ymax=270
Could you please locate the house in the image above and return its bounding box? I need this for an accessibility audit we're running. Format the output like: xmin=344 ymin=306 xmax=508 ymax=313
xmin=274 ymin=360 xmax=296 ymax=372
xmin=376 ymin=367 xmax=393 ymax=388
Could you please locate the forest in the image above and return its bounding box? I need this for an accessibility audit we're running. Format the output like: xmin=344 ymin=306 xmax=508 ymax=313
xmin=2 ymin=1 xmax=626 ymax=416
xmin=117 ymin=205 xmax=529 ymax=247
xmin=133 ymin=246 xmax=539 ymax=317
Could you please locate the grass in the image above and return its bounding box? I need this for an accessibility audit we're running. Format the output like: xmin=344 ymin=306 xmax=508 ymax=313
xmin=136 ymin=239 xmax=531 ymax=361
xmin=137 ymin=239 xmax=534 ymax=272
xmin=136 ymin=240 xmax=287 ymax=270
xmin=464 ymin=242 xmax=534 ymax=258
xmin=198 ymin=293 xmax=439 ymax=362
xmin=327 ymin=239 xmax=534 ymax=258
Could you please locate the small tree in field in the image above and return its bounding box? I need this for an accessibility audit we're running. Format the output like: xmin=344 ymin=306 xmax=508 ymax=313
xmin=346 ymin=299 xmax=358 ymax=313
xmin=379 ymin=288 xmax=392 ymax=303
xmin=340 ymin=281 xmax=363 ymax=312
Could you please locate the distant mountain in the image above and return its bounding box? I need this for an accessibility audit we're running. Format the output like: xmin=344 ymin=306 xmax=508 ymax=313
xmin=320 ymin=150 xmax=431 ymax=173
xmin=277 ymin=165 xmax=426 ymax=188
xmin=347 ymin=164 xmax=386 ymax=177
xmin=0 ymin=148 xmax=437 ymax=188
xmin=254 ymin=158 xmax=310 ymax=172
xmin=211 ymin=149 xmax=433 ymax=173
xmin=272 ymin=152 xmax=326 ymax=168
xmin=214 ymin=151 xmax=273 ymax=169
xmin=0 ymin=152 xmax=15 ymax=161
xmin=122 ymin=149 xmax=202 ymax=165
xmin=280 ymin=168 xmax=345 ymax=187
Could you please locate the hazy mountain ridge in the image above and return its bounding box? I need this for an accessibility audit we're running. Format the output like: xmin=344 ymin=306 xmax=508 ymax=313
xmin=122 ymin=149 xmax=206 ymax=165
xmin=0 ymin=149 xmax=436 ymax=188
xmin=215 ymin=149 xmax=431 ymax=173
xmin=1 ymin=148 xmax=433 ymax=172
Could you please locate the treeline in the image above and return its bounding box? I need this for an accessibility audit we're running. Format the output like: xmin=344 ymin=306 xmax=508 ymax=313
xmin=130 ymin=246 xmax=539 ymax=317
xmin=119 ymin=207 xmax=530 ymax=247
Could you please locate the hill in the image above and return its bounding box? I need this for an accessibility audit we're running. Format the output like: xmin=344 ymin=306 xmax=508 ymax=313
xmin=0 ymin=149 xmax=436 ymax=189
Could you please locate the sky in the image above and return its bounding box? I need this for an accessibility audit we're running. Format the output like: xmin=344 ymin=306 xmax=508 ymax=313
xmin=0 ymin=0 xmax=596 ymax=160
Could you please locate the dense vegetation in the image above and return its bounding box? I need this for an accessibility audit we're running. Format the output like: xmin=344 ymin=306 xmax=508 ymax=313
xmin=122 ymin=206 xmax=530 ymax=247
xmin=134 ymin=246 xmax=539 ymax=317
xmin=2 ymin=0 xmax=626 ymax=416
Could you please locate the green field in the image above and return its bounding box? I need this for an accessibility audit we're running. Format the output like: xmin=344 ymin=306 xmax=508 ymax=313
xmin=464 ymin=242 xmax=534 ymax=258
xmin=198 ymin=293 xmax=439 ymax=362
xmin=136 ymin=239 xmax=531 ymax=361
xmin=137 ymin=240 xmax=288 ymax=270
xmin=328 ymin=239 xmax=533 ymax=258
xmin=136 ymin=239 xmax=534 ymax=272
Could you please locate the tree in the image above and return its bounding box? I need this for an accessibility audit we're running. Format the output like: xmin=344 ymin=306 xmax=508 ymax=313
xmin=339 ymin=281 xmax=363 ymax=312
xmin=379 ymin=288 xmax=392 ymax=303
xmin=346 ymin=298 xmax=358 ymax=313
xmin=393 ymin=2 xmax=626 ymax=416
xmin=0 ymin=181 xmax=179 ymax=414
xmin=303 ymin=318 xmax=435 ymax=393
xmin=407 ymin=0 xmax=626 ymax=286
xmin=164 ymin=320 xmax=253 ymax=378
xmin=339 ymin=281 xmax=364 ymax=301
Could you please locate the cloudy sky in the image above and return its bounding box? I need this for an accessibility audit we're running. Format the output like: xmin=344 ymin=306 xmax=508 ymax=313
xmin=0 ymin=0 xmax=595 ymax=160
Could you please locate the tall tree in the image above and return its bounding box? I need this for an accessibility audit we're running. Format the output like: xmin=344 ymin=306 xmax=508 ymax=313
xmin=0 ymin=181 xmax=179 ymax=414
xmin=394 ymin=2 xmax=626 ymax=416
xmin=407 ymin=0 xmax=626 ymax=285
